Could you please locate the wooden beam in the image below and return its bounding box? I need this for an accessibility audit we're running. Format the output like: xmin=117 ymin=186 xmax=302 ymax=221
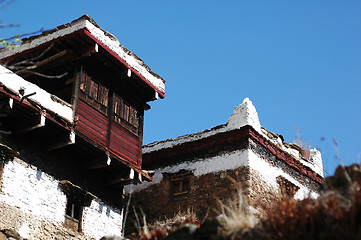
xmin=106 ymin=168 xmax=136 ymax=186
xmin=16 ymin=112 xmax=46 ymax=134
xmin=106 ymin=177 xmax=132 ymax=186
xmin=85 ymin=155 xmax=111 ymax=171
xmin=46 ymin=131 xmax=75 ymax=151
xmin=16 ymin=43 xmax=99 ymax=78
xmin=16 ymin=50 xmax=70 ymax=75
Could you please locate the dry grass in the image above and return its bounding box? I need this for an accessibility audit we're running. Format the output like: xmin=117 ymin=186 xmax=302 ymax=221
xmin=138 ymin=210 xmax=200 ymax=240
xmin=216 ymin=190 xmax=257 ymax=238
xmin=134 ymin=164 xmax=361 ymax=240
xmin=240 ymin=164 xmax=361 ymax=240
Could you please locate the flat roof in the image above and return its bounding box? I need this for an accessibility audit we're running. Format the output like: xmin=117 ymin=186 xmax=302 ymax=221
xmin=0 ymin=15 xmax=165 ymax=98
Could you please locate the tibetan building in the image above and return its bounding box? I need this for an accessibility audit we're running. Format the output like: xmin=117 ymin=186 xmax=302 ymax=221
xmin=0 ymin=15 xmax=164 ymax=239
xmin=124 ymin=98 xmax=323 ymax=233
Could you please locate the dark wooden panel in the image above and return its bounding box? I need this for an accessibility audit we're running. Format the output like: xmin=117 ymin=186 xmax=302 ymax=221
xmin=109 ymin=121 xmax=141 ymax=167
xmin=76 ymin=100 xmax=108 ymax=148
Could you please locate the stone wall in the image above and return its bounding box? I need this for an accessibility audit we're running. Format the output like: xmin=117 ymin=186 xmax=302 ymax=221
xmin=0 ymin=158 xmax=123 ymax=239
xmin=125 ymin=142 xmax=321 ymax=233
xmin=126 ymin=167 xmax=250 ymax=234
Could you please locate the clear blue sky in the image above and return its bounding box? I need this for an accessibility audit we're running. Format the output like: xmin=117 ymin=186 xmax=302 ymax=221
xmin=1 ymin=1 xmax=360 ymax=177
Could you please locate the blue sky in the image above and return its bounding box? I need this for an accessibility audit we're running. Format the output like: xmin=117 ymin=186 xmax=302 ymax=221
xmin=1 ymin=1 xmax=360 ymax=177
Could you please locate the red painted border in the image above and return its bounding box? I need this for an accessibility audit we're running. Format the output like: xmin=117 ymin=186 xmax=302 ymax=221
xmin=0 ymin=87 xmax=73 ymax=131
xmin=82 ymin=29 xmax=165 ymax=99
xmin=247 ymin=127 xmax=323 ymax=184
xmin=143 ymin=125 xmax=323 ymax=184
xmin=0 ymin=28 xmax=165 ymax=99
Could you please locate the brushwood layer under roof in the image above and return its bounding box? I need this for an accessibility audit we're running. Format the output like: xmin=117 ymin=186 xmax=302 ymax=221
xmin=0 ymin=15 xmax=165 ymax=98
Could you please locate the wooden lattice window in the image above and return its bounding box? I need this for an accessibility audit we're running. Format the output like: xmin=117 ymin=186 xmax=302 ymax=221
xmin=65 ymin=196 xmax=83 ymax=232
xmin=276 ymin=176 xmax=300 ymax=198
xmin=0 ymin=160 xmax=4 ymax=192
xmin=80 ymin=72 xmax=109 ymax=115
xmin=60 ymin=180 xmax=94 ymax=233
xmin=113 ymin=94 xmax=139 ymax=134
xmin=165 ymin=170 xmax=193 ymax=202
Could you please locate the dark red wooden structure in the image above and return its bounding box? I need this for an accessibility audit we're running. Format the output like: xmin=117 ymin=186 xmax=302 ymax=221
xmin=0 ymin=15 xmax=165 ymax=188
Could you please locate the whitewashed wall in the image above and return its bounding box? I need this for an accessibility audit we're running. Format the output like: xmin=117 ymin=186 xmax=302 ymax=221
xmin=125 ymin=149 xmax=316 ymax=200
xmin=247 ymin=150 xmax=317 ymax=199
xmin=125 ymin=149 xmax=250 ymax=193
xmin=82 ymin=199 xmax=123 ymax=239
xmin=0 ymin=158 xmax=124 ymax=239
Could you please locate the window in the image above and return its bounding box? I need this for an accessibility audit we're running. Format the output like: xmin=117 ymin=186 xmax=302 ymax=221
xmin=113 ymin=94 xmax=139 ymax=134
xmin=276 ymin=176 xmax=300 ymax=198
xmin=165 ymin=170 xmax=193 ymax=202
xmin=65 ymin=197 xmax=83 ymax=232
xmin=80 ymin=72 xmax=109 ymax=115
xmin=0 ymin=160 xmax=4 ymax=192
xmin=79 ymin=71 xmax=140 ymax=135
xmin=60 ymin=180 xmax=94 ymax=233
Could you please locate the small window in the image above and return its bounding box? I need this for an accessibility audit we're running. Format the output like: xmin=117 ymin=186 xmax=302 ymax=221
xmin=0 ymin=160 xmax=4 ymax=192
xmin=79 ymin=72 xmax=109 ymax=115
xmin=165 ymin=170 xmax=193 ymax=202
xmin=276 ymin=176 xmax=300 ymax=198
xmin=60 ymin=180 xmax=95 ymax=233
xmin=65 ymin=197 xmax=83 ymax=232
xmin=113 ymin=94 xmax=139 ymax=134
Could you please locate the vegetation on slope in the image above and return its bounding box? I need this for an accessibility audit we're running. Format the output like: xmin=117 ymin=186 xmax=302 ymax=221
xmin=136 ymin=164 xmax=361 ymax=240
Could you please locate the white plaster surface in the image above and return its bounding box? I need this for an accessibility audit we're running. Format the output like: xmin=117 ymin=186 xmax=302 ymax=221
xmin=227 ymin=98 xmax=261 ymax=133
xmin=0 ymin=17 xmax=165 ymax=94
xmin=126 ymin=148 xmax=316 ymax=200
xmin=247 ymin=150 xmax=317 ymax=200
xmin=0 ymin=65 xmax=73 ymax=123
xmin=0 ymin=159 xmax=124 ymax=239
xmin=82 ymin=199 xmax=123 ymax=239
xmin=0 ymin=159 xmax=67 ymax=222
xmin=125 ymin=149 xmax=250 ymax=193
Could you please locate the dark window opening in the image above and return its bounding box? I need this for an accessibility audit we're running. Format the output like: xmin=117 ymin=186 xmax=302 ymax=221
xmin=59 ymin=180 xmax=94 ymax=233
xmin=64 ymin=197 xmax=83 ymax=232
xmin=0 ymin=160 xmax=4 ymax=192
xmin=165 ymin=170 xmax=193 ymax=202
xmin=80 ymin=72 xmax=109 ymax=115
xmin=113 ymin=94 xmax=139 ymax=135
xmin=276 ymin=175 xmax=300 ymax=198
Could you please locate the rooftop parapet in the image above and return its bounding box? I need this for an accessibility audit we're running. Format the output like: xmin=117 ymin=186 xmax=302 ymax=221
xmin=0 ymin=15 xmax=165 ymax=98
xmin=143 ymin=97 xmax=323 ymax=177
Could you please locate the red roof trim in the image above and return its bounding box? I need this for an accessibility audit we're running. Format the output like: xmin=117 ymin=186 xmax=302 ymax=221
xmin=82 ymin=29 xmax=165 ymax=99
xmin=247 ymin=127 xmax=323 ymax=184
xmin=143 ymin=125 xmax=323 ymax=184
xmin=0 ymin=87 xmax=73 ymax=131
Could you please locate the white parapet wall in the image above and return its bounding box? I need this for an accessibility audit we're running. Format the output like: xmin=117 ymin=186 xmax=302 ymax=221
xmin=143 ymin=97 xmax=324 ymax=178
xmin=0 ymin=158 xmax=123 ymax=239
xmin=125 ymin=149 xmax=250 ymax=194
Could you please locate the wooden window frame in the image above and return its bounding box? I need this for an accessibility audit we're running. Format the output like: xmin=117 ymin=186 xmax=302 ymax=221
xmin=112 ymin=93 xmax=139 ymax=135
xmin=64 ymin=197 xmax=84 ymax=232
xmin=80 ymin=72 xmax=109 ymax=116
xmin=59 ymin=180 xmax=94 ymax=233
xmin=165 ymin=170 xmax=193 ymax=202
xmin=0 ymin=160 xmax=4 ymax=192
